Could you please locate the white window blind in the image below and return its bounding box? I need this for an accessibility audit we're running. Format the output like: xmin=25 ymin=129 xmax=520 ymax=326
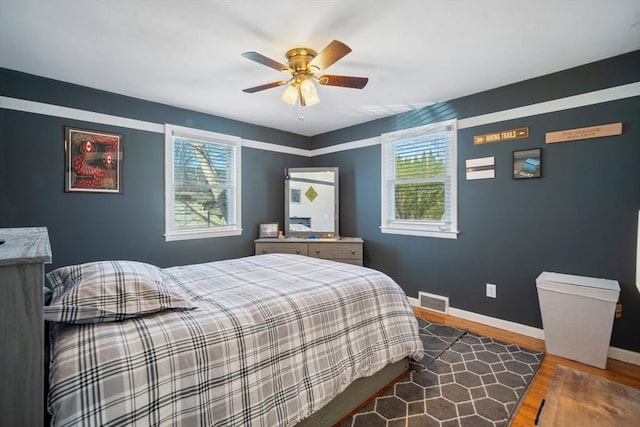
xmin=164 ymin=125 xmax=242 ymax=241
xmin=381 ymin=119 xmax=458 ymax=239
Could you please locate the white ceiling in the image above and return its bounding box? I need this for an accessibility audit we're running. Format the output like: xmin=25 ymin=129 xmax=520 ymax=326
xmin=1 ymin=1 xmax=639 ymax=137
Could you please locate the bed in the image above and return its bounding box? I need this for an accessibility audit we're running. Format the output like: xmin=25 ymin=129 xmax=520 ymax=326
xmin=44 ymin=253 xmax=423 ymax=426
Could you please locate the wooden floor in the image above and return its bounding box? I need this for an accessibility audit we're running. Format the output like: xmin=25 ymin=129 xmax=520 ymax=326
xmin=413 ymin=307 xmax=640 ymax=426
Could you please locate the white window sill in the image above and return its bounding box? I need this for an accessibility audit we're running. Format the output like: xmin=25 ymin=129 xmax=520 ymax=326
xmin=165 ymin=228 xmax=242 ymax=242
xmin=380 ymin=226 xmax=459 ymax=240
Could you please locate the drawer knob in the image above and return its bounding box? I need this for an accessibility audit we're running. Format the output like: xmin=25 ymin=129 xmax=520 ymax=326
xmin=316 ymin=250 xmax=320 ymax=254
xmin=296 ymin=249 xmax=300 ymax=254
xmin=351 ymin=250 xmax=355 ymax=254
xmin=262 ymin=249 xmax=267 ymax=254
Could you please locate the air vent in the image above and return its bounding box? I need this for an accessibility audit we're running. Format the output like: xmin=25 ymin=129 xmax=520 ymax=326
xmin=418 ymin=292 xmax=449 ymax=314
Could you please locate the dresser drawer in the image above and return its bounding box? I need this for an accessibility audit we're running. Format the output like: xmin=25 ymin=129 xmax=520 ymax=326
xmin=255 ymin=242 xmax=308 ymax=256
xmin=308 ymin=242 xmax=362 ymax=260
xmin=254 ymin=238 xmax=363 ymax=266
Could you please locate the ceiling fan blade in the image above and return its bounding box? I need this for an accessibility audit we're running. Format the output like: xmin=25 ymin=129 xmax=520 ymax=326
xmin=309 ymin=40 xmax=352 ymax=71
xmin=242 ymin=81 xmax=289 ymax=93
xmin=317 ymin=75 xmax=369 ymax=89
xmin=241 ymin=51 xmax=292 ymax=72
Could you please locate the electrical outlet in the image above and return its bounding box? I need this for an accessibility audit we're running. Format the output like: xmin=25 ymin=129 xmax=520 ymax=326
xmin=486 ymin=283 xmax=496 ymax=298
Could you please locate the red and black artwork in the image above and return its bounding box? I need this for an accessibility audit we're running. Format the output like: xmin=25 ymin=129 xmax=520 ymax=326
xmin=64 ymin=126 xmax=124 ymax=193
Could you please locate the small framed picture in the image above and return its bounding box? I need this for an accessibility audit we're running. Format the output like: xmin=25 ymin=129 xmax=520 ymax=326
xmin=291 ymin=188 xmax=301 ymax=204
xmin=259 ymin=222 xmax=279 ymax=238
xmin=513 ymin=148 xmax=542 ymax=179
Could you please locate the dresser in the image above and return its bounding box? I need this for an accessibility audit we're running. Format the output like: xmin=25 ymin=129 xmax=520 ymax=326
xmin=255 ymin=237 xmax=363 ymax=266
xmin=0 ymin=227 xmax=51 ymax=427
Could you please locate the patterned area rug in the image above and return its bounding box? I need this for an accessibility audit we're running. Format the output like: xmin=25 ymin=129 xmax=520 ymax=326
xmin=411 ymin=318 xmax=466 ymax=370
xmin=339 ymin=319 xmax=544 ymax=427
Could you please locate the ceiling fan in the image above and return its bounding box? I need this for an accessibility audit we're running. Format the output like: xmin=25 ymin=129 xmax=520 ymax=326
xmin=241 ymin=40 xmax=368 ymax=108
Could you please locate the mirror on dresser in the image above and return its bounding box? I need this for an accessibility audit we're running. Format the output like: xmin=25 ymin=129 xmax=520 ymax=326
xmin=255 ymin=167 xmax=363 ymax=266
xmin=284 ymin=167 xmax=339 ymax=238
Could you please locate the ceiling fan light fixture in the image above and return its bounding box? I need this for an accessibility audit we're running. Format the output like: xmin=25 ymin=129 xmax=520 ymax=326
xmin=281 ymin=84 xmax=298 ymax=105
xmin=303 ymin=91 xmax=319 ymax=106
xmin=242 ymin=40 xmax=367 ymax=111
xmin=299 ymin=77 xmax=319 ymax=106
xmin=300 ymin=78 xmax=317 ymax=98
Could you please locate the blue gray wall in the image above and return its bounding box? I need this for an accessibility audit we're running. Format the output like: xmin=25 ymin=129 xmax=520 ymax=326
xmin=311 ymin=51 xmax=640 ymax=353
xmin=2 ymin=51 xmax=639 ymax=353
xmin=0 ymin=69 xmax=310 ymax=269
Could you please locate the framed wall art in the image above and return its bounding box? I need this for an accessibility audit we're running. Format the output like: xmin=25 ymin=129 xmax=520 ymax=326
xmin=290 ymin=188 xmax=301 ymax=204
xmin=513 ymin=148 xmax=542 ymax=179
xmin=259 ymin=222 xmax=279 ymax=238
xmin=64 ymin=126 xmax=124 ymax=193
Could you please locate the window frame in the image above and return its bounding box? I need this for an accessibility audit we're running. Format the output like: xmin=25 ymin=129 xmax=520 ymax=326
xmin=380 ymin=119 xmax=458 ymax=239
xmin=164 ymin=124 xmax=242 ymax=241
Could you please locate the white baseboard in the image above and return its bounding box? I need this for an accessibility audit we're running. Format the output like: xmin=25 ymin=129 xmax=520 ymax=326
xmin=608 ymin=346 xmax=640 ymax=366
xmin=407 ymin=296 xmax=419 ymax=306
xmin=448 ymin=307 xmax=545 ymax=340
xmin=409 ymin=299 xmax=640 ymax=366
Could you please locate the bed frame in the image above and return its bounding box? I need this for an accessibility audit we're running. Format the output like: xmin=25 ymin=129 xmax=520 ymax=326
xmin=298 ymin=358 xmax=409 ymax=426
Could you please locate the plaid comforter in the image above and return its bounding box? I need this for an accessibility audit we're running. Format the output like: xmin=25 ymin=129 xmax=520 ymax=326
xmin=48 ymin=254 xmax=423 ymax=426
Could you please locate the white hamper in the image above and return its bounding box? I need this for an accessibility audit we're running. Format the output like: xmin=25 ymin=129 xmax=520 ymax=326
xmin=536 ymin=272 xmax=620 ymax=369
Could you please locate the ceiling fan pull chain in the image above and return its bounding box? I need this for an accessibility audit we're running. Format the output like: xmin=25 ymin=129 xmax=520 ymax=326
xmin=298 ymin=102 xmax=304 ymax=121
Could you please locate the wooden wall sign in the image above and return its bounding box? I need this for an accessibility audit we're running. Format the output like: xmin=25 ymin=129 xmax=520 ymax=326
xmin=545 ymin=122 xmax=622 ymax=144
xmin=473 ymin=128 xmax=529 ymax=145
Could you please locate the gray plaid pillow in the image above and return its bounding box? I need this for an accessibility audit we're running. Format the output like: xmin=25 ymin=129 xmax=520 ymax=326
xmin=45 ymin=260 xmax=194 ymax=323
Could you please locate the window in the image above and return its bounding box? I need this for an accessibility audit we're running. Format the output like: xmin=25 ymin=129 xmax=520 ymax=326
xmin=381 ymin=119 xmax=458 ymax=239
xmin=164 ymin=125 xmax=241 ymax=241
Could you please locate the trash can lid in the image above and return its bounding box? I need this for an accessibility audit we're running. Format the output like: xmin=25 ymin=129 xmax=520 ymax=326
xmin=536 ymin=272 xmax=620 ymax=301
